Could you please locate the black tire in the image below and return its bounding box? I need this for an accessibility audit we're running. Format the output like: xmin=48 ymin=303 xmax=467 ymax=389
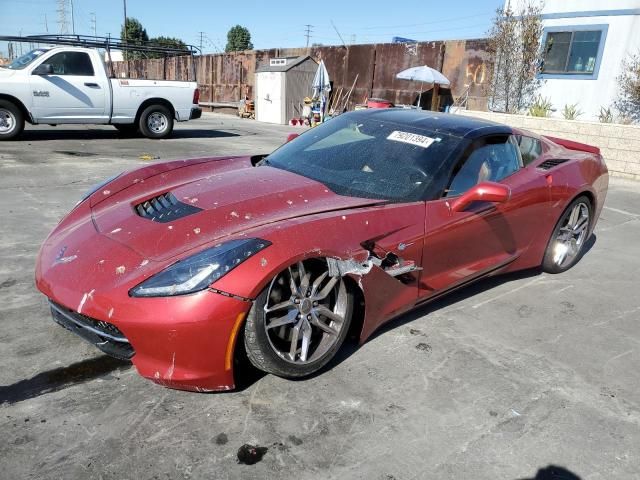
xmin=542 ymin=195 xmax=592 ymax=274
xmin=0 ymin=100 xmax=25 ymax=140
xmin=244 ymin=260 xmax=354 ymax=378
xmin=138 ymin=104 xmax=174 ymax=139
xmin=114 ymin=124 xmax=139 ymax=136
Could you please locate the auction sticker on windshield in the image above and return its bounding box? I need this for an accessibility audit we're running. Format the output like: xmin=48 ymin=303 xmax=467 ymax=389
xmin=387 ymin=131 xmax=435 ymax=149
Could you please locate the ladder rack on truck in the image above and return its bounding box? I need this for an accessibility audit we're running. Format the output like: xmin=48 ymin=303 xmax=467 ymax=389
xmin=0 ymin=34 xmax=201 ymax=81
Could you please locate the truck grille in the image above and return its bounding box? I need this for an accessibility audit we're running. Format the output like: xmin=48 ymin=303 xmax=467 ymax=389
xmin=49 ymin=301 xmax=135 ymax=360
xmin=135 ymin=192 xmax=202 ymax=223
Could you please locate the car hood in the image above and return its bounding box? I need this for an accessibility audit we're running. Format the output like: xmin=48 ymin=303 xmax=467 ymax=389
xmin=92 ymin=158 xmax=383 ymax=261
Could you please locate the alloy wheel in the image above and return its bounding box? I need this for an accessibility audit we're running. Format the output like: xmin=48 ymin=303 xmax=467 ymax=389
xmin=263 ymin=260 xmax=348 ymax=364
xmin=552 ymin=201 xmax=590 ymax=267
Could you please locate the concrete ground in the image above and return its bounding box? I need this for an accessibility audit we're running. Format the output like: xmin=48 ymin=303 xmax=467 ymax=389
xmin=0 ymin=113 xmax=639 ymax=480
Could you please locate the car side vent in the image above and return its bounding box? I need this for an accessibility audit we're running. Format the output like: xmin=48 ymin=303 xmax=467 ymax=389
xmin=135 ymin=192 xmax=202 ymax=223
xmin=538 ymin=159 xmax=569 ymax=170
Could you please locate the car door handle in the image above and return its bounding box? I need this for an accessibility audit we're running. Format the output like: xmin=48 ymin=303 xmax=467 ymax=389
xmin=84 ymin=82 xmax=100 ymax=88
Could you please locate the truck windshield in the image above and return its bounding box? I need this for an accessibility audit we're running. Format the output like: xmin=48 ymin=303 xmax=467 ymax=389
xmin=4 ymin=49 xmax=49 ymax=70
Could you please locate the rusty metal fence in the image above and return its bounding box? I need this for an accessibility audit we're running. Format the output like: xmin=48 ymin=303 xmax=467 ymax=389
xmin=110 ymin=39 xmax=492 ymax=112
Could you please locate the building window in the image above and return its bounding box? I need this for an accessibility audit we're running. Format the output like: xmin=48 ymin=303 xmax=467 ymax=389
xmin=542 ymin=29 xmax=603 ymax=75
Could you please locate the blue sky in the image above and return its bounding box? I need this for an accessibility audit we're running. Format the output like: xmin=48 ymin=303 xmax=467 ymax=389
xmin=1 ymin=0 xmax=503 ymax=55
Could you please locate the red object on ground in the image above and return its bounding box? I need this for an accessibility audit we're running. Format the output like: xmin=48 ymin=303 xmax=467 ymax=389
xmin=367 ymin=98 xmax=394 ymax=108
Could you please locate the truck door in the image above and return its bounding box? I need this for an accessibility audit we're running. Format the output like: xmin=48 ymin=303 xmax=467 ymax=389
xmin=29 ymin=51 xmax=108 ymax=123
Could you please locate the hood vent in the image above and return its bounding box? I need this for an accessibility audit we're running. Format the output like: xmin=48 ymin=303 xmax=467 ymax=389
xmin=537 ymin=159 xmax=569 ymax=170
xmin=135 ymin=192 xmax=202 ymax=223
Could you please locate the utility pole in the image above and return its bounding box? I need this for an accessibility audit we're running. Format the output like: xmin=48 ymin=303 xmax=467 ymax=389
xmin=123 ymin=0 xmax=128 ymax=73
xmin=198 ymin=31 xmax=205 ymax=52
xmin=304 ymin=24 xmax=313 ymax=48
xmin=90 ymin=13 xmax=97 ymax=37
xmin=123 ymin=0 xmax=128 ymax=43
xmin=57 ymin=0 xmax=69 ymax=34
xmin=70 ymin=0 xmax=75 ymax=34
xmin=44 ymin=13 xmax=49 ymax=33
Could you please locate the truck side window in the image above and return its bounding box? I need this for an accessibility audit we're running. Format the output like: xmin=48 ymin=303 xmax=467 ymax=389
xmin=516 ymin=135 xmax=543 ymax=166
xmin=46 ymin=52 xmax=95 ymax=76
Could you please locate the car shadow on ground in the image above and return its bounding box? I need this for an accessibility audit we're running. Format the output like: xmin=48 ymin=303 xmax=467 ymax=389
xmin=0 ymin=356 xmax=131 ymax=405
xmin=16 ymin=129 xmax=240 ymax=141
xmin=518 ymin=465 xmax=582 ymax=479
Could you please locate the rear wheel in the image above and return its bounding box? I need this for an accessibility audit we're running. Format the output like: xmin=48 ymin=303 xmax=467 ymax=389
xmin=542 ymin=196 xmax=592 ymax=273
xmin=139 ymin=104 xmax=173 ymax=139
xmin=244 ymin=259 xmax=353 ymax=378
xmin=0 ymin=100 xmax=25 ymax=140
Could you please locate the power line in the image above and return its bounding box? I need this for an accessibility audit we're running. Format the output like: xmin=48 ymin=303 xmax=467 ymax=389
xmin=304 ymin=24 xmax=313 ymax=48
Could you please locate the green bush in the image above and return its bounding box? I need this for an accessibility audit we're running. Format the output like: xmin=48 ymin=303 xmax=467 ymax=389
xmin=528 ymin=96 xmax=553 ymax=117
xmin=562 ymin=103 xmax=583 ymax=120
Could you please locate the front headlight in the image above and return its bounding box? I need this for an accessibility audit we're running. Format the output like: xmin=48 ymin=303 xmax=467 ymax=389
xmin=129 ymin=238 xmax=271 ymax=297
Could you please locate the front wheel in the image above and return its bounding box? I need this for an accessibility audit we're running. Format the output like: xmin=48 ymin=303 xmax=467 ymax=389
xmin=244 ymin=259 xmax=353 ymax=378
xmin=542 ymin=196 xmax=592 ymax=273
xmin=0 ymin=100 xmax=25 ymax=140
xmin=138 ymin=104 xmax=173 ymax=139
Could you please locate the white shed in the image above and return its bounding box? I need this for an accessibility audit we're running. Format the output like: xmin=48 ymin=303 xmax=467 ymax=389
xmin=255 ymin=56 xmax=318 ymax=124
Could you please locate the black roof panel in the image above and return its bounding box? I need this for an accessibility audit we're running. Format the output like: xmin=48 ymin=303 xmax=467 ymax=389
xmin=347 ymin=109 xmax=512 ymax=139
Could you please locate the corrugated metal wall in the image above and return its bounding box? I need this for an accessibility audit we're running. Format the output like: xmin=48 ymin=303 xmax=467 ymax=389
xmin=110 ymin=39 xmax=492 ymax=111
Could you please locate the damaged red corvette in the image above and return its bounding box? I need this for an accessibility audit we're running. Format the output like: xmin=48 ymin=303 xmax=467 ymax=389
xmin=35 ymin=110 xmax=608 ymax=391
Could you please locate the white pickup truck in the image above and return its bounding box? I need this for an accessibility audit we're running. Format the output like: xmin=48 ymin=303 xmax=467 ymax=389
xmin=0 ymin=46 xmax=201 ymax=140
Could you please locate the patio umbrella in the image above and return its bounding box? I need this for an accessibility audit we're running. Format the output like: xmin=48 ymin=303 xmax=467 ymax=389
xmin=396 ymin=65 xmax=450 ymax=110
xmin=312 ymin=60 xmax=331 ymax=121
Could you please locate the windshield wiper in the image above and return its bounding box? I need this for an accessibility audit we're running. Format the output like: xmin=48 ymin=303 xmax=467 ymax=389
xmin=256 ymin=157 xmax=271 ymax=167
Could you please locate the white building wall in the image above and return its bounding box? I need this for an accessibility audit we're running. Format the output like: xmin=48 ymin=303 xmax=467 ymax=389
xmin=506 ymin=0 xmax=640 ymax=120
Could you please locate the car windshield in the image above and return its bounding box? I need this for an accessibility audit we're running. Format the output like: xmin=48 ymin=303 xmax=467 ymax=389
xmin=4 ymin=49 xmax=49 ymax=69
xmin=265 ymin=112 xmax=462 ymax=201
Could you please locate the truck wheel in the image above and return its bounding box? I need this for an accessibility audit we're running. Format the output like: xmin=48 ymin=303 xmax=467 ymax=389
xmin=0 ymin=100 xmax=25 ymax=140
xmin=139 ymin=104 xmax=173 ymax=139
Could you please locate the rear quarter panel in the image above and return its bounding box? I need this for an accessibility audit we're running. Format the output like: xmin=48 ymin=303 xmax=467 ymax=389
xmin=110 ymin=79 xmax=197 ymax=123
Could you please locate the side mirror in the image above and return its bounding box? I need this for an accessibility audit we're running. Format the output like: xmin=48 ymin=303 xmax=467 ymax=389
xmin=286 ymin=133 xmax=299 ymax=143
xmin=450 ymin=181 xmax=510 ymax=213
xmin=32 ymin=63 xmax=54 ymax=75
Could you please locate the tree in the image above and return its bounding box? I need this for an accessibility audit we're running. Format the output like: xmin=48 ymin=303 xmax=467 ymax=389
xmin=225 ymin=25 xmax=253 ymax=52
xmin=148 ymin=36 xmax=189 ymax=58
xmin=486 ymin=2 xmax=544 ymax=113
xmin=121 ymin=17 xmax=149 ymax=60
xmin=614 ymin=52 xmax=640 ymax=123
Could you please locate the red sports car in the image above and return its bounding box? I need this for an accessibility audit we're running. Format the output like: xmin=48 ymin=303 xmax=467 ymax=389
xmin=35 ymin=110 xmax=608 ymax=392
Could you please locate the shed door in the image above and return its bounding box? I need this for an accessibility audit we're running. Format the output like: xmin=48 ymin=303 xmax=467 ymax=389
xmin=256 ymin=72 xmax=283 ymax=124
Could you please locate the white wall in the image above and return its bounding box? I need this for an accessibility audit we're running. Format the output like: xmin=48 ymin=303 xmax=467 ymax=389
xmin=505 ymin=0 xmax=640 ymax=120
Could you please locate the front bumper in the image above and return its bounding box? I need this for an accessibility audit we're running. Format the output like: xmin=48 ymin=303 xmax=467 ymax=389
xmin=36 ymin=204 xmax=252 ymax=392
xmin=45 ymin=290 xmax=251 ymax=392
xmin=190 ymin=107 xmax=202 ymax=120
xmin=50 ymin=301 xmax=134 ymax=360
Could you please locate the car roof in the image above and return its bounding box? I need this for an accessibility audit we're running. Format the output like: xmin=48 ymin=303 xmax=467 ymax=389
xmin=346 ymin=108 xmax=513 ymax=139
